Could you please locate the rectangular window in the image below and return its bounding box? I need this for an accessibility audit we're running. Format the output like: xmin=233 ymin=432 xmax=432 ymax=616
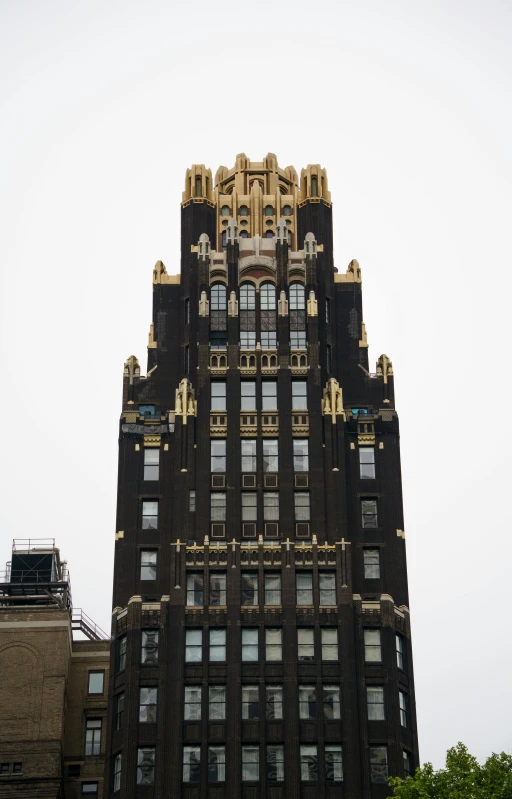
xmin=12 ymin=763 xmax=22 ymax=775
xmin=296 ymin=572 xmax=313 ymax=605
xmin=184 ymin=686 xmax=201 ymax=721
xmin=266 ymin=685 xmax=283 ymax=720
xmin=115 ymin=693 xmax=124 ymax=731
xmin=241 ymin=381 xmax=256 ymax=410
xmin=319 ymin=572 xmax=336 ymax=605
xmin=294 ymin=492 xmax=310 ymax=521
xmin=292 ymin=380 xmax=307 ymax=410
xmin=396 ymin=635 xmax=405 ymax=670
xmin=242 ymin=628 xmax=259 ymax=662
xmin=367 ymin=686 xmax=385 ymax=720
xmin=139 ymin=687 xmax=157 ymax=723
xmin=113 ymin=754 xmax=122 ymax=792
xmin=263 ymin=492 xmax=279 ymax=521
xmin=242 ymin=685 xmax=260 ymax=720
xmin=185 ymin=629 xmax=202 ymax=663
xmin=300 ymin=745 xmax=318 ymax=782
xmin=362 ymin=499 xmax=378 ymax=528
xmin=211 ymin=439 xmax=226 ymax=472
xmin=143 ymin=448 xmax=160 ymax=481
xmin=325 ymin=297 xmax=330 ymax=324
xmin=363 ymin=548 xmax=380 ymax=579
xmin=241 ymin=439 xmax=257 ymax=472
xmin=241 ymin=573 xmax=258 ymax=606
xmin=293 ymin=439 xmax=309 ymax=472
xmin=0 ymin=764 xmax=9 ymax=775
xmin=186 ymin=573 xmax=204 ymax=606
xmin=142 ymin=500 xmax=158 ymax=530
xmin=183 ymin=746 xmax=200 ymax=783
xmin=117 ymin=636 xmax=126 ymax=672
xmin=189 ymin=490 xmax=196 ymax=512
xmin=403 ymin=750 xmax=412 ymax=778
xmin=263 ymin=439 xmax=278 ymax=472
xmin=242 ymin=493 xmax=257 ymax=522
xmin=264 ymin=573 xmax=281 ymax=605
xmin=321 ymin=628 xmax=338 ymax=661
xmin=211 ymin=382 xmax=226 ymax=411
xmin=325 ymin=745 xmax=343 ymax=782
xmin=85 ymin=719 xmax=102 ymax=756
xmin=185 ymin=297 xmax=190 ymax=324
xmin=82 ymin=784 xmax=98 ymax=798
xmin=290 ymin=331 xmax=307 ymax=348
xmin=298 ymin=629 xmax=314 ymax=661
xmin=210 ymin=331 xmax=227 ymax=349
xmin=140 ymin=550 xmax=157 ymax=581
xmin=209 ymin=628 xmax=226 ymax=662
xmin=323 ymin=685 xmax=341 ymax=720
xmin=299 ymin=685 xmax=316 ymax=719
xmin=261 ymin=331 xmax=277 ymax=348
xmin=211 ymin=492 xmax=226 ymax=521
xmin=209 ymin=686 xmax=226 ymax=720
xmin=242 ymin=746 xmax=259 ymax=782
xmin=208 ymin=745 xmax=226 ymax=783
xmin=262 ymin=381 xmax=277 ymax=410
xmin=266 ymin=628 xmax=282 ymax=661
xmin=240 ymin=331 xmax=256 ymax=349
xmin=399 ymin=691 xmax=409 ymax=728
xmin=88 ymin=671 xmax=104 ymax=695
xmin=210 ymin=572 xmax=226 ymax=605
xmin=326 ymin=343 xmax=332 ymax=373
xmin=364 ymin=629 xmax=382 ymax=662
xmin=267 ymin=745 xmax=284 ymax=781
xmin=359 ymin=447 xmax=375 ymax=479
xmin=370 ymin=747 xmax=388 ymax=784
xmin=141 ymin=630 xmax=159 ymax=665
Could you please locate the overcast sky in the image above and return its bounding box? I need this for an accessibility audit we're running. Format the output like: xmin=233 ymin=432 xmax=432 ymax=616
xmin=1 ymin=0 xmax=511 ymax=769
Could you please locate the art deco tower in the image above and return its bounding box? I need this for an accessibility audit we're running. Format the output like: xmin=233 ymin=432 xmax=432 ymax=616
xmin=106 ymin=153 xmax=419 ymax=798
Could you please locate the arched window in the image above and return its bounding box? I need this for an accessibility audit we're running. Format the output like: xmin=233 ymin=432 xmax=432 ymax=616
xmin=282 ymin=205 xmax=292 ymax=216
xmin=240 ymin=284 xmax=256 ymax=310
xmin=240 ymin=230 xmax=249 ymax=238
xmin=221 ymin=231 xmax=227 ymax=248
xmin=221 ymin=205 xmax=230 ymax=216
xmin=289 ymin=284 xmax=305 ymax=310
xmin=195 ymin=176 xmax=202 ymax=197
xmin=265 ymin=230 xmax=273 ymax=238
xmin=211 ymin=284 xmax=227 ymax=310
xmin=239 ymin=205 xmax=248 ymax=216
xmin=260 ymin=284 xmax=276 ymax=310
xmin=210 ymin=284 xmax=227 ymax=349
xmin=260 ymin=283 xmax=277 ymax=348
xmin=264 ymin=205 xmax=274 ymax=216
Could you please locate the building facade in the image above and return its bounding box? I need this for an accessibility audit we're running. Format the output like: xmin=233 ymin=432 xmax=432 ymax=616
xmin=107 ymin=153 xmax=419 ymax=798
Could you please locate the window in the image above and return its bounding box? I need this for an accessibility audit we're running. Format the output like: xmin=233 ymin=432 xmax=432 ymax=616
xmin=187 ymin=573 xmax=204 ymax=606
xmin=211 ymin=440 xmax=226 ymax=472
xmin=323 ymin=685 xmax=341 ymax=720
xmin=292 ymin=381 xmax=307 ymax=409
xmin=298 ymin=629 xmax=314 ymax=660
xmin=359 ymin=447 xmax=375 ymax=479
xmin=88 ymin=671 xmax=104 ymax=695
xmin=325 ymin=297 xmax=330 ymax=323
xmin=144 ymin=448 xmax=159 ymax=480
xmin=241 ymin=573 xmax=258 ymax=606
xmin=140 ymin=550 xmax=157 ymax=581
xmin=211 ymin=283 xmax=227 ymax=310
xmin=399 ymin=691 xmax=409 ymax=727
xmin=0 ymin=764 xmax=9 ymax=775
xmin=266 ymin=685 xmax=283 ymax=719
xmin=211 ymin=382 xmax=226 ymax=410
xmin=239 ymin=205 xmax=248 ymax=216
xmin=208 ymin=746 xmax=226 ymax=783
xmin=264 ymin=492 xmax=279 ymax=521
xmin=240 ymin=283 xmax=256 ymax=310
xmin=211 ymin=492 xmax=226 ymax=521
xmin=240 ymin=230 xmax=249 ymax=238
xmin=113 ymin=754 xmax=122 ymax=792
xmin=293 ymin=439 xmax=309 ymax=471
xmin=263 ymin=439 xmax=278 ymax=472
xmin=210 ymin=572 xmax=226 ymax=605
xmin=294 ymin=493 xmax=310 ymax=521
xmin=396 ymin=635 xmax=405 ymax=670
xmin=117 ymin=636 xmax=126 ymax=672
xmin=321 ymin=628 xmax=338 ymax=661
xmin=261 ymin=331 xmax=277 ymax=348
xmin=141 ymin=630 xmax=159 ymax=665
xmin=290 ymin=283 xmax=305 ymax=310
xmin=264 ymin=205 xmax=274 ymax=217
xmin=282 ymin=204 xmax=292 ymax=215
xmin=220 ymin=205 xmax=230 ymax=216
xmin=242 ymin=685 xmax=259 ymax=719
xmin=363 ymin=549 xmax=380 ymax=579
xmin=403 ymin=750 xmax=413 ymax=778
xmin=267 ymin=745 xmax=284 ymax=781
xmin=362 ymin=499 xmax=378 ymax=528
xmin=210 ymin=330 xmax=227 ymax=349
xmin=364 ymin=629 xmax=382 ymax=662
xmin=240 ymin=331 xmax=256 ymax=349
xmin=241 ymin=381 xmax=256 ymax=410
xmin=242 ymin=746 xmax=259 ymax=781
xmin=299 ymin=685 xmax=316 ymax=719
xmin=325 ymin=745 xmax=343 ymax=782
xmin=300 ymin=745 xmax=318 ymax=782
xmin=262 ymin=381 xmax=277 ymax=410
xmin=242 ymin=628 xmax=259 ymax=662
xmin=139 ymin=687 xmax=157 ymax=723
xmin=209 ymin=686 xmax=226 ymax=720
xmin=115 ymin=693 xmax=124 ymax=730
xmin=242 ymin=493 xmax=257 ymax=522
xmin=185 ymin=297 xmax=190 ymax=324
xmin=185 ymin=629 xmax=202 ymax=663
xmin=264 ymin=573 xmax=281 ymax=605
xmin=189 ymin=490 xmax=196 ymax=512
xmin=367 ymin=686 xmax=385 ymax=720
xmin=85 ymin=719 xmax=102 ymax=756
xmin=142 ymin=500 xmax=158 ymax=530
xmin=184 ymin=686 xmax=201 ymax=720
xmin=81 ymin=785 xmax=98 ymax=797
xmin=296 ymin=573 xmax=313 ymax=606
xmin=260 ymin=283 xmax=276 ymax=309
xmin=209 ymin=628 xmax=226 ymax=661
xmin=183 ymin=746 xmax=200 ymax=783
xmin=242 ymin=439 xmax=256 ymax=472
xmin=266 ymin=628 xmax=282 ymax=661
xmin=370 ymin=747 xmax=388 ymax=784
xmin=319 ymin=573 xmax=336 ymax=605
xmin=290 ymin=330 xmax=307 ymax=348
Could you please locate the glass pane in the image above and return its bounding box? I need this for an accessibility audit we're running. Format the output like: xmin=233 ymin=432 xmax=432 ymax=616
xmin=88 ymin=672 xmax=104 ymax=694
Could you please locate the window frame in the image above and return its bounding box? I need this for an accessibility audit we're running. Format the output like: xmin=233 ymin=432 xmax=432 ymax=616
xmin=186 ymin=572 xmax=204 ymax=607
xmin=140 ymin=550 xmax=157 ymax=581
xmin=139 ymin=687 xmax=158 ymax=723
xmin=265 ymin=685 xmax=283 ymax=720
xmin=208 ymin=745 xmax=226 ymax=783
xmin=265 ymin=628 xmax=282 ymax=662
xmin=300 ymin=744 xmax=318 ymax=782
xmin=241 ymin=381 xmax=257 ymax=410
xmin=364 ymin=629 xmax=382 ymax=662
xmin=293 ymin=439 xmax=309 ymax=472
xmin=183 ymin=746 xmax=201 ymax=783
xmin=209 ymin=628 xmax=226 ymax=662
xmin=264 ymin=573 xmax=281 ymax=606
xmin=292 ymin=380 xmax=308 ymax=410
xmin=211 ymin=382 xmax=227 ymax=411
xmin=367 ymin=686 xmax=385 ymax=721
xmin=185 ymin=629 xmax=203 ymax=663
xmin=359 ymin=447 xmax=376 ymax=479
xmin=84 ymin=718 xmax=102 ymax=757
xmin=209 ymin=572 xmax=226 ymax=606
xmin=319 ymin=572 xmax=336 ymax=606
xmin=87 ymin=671 xmax=104 ymax=696
xmin=184 ymin=685 xmax=202 ymax=721
xmin=141 ymin=500 xmax=158 ymax=530
xmin=321 ymin=628 xmax=338 ymax=661
xmin=363 ymin=548 xmax=380 ymax=579
xmin=266 ymin=744 xmax=284 ymax=782
xmin=242 ymin=684 xmax=260 ymax=720
xmin=297 ymin=628 xmax=315 ymax=661
xmin=242 ymin=745 xmax=260 ymax=782
xmin=143 ymin=447 xmax=160 ymax=481
xmin=299 ymin=685 xmax=317 ymax=720
xmin=242 ymin=628 xmax=259 ymax=662
xmin=209 ymin=685 xmax=226 ymax=720
xmin=323 ymin=685 xmax=341 ymax=720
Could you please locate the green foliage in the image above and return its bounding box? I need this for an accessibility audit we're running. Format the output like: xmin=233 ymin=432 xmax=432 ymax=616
xmin=389 ymin=743 xmax=512 ymax=799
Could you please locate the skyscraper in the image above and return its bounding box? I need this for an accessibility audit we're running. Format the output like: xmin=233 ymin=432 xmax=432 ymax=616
xmin=107 ymin=153 xmax=419 ymax=798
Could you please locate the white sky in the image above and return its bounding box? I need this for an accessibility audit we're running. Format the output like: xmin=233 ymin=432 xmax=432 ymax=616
xmin=1 ymin=0 xmax=511 ymax=769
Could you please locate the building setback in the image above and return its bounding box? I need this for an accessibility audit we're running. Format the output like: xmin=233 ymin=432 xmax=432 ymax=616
xmin=106 ymin=152 xmax=420 ymax=798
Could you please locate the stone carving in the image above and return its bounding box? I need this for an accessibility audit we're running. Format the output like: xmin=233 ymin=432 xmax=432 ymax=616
xmin=307 ymin=290 xmax=318 ymax=317
xmin=199 ymin=291 xmax=209 ymax=317
xmin=278 ymin=290 xmax=288 ymax=316
xmin=123 ymin=355 xmax=140 ymax=384
xmin=228 ymin=291 xmax=238 ymax=317
xmin=174 ymin=378 xmax=197 ymax=423
xmin=322 ymin=378 xmax=346 ymax=423
xmin=376 ymin=354 xmax=393 ymax=383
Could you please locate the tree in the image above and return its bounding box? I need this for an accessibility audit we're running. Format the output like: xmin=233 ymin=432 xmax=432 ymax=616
xmin=389 ymin=743 xmax=512 ymax=798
